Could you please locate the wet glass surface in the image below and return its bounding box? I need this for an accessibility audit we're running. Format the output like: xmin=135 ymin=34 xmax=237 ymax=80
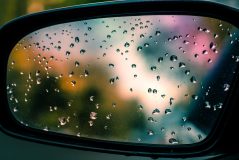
xmin=7 ymin=15 xmax=239 ymax=145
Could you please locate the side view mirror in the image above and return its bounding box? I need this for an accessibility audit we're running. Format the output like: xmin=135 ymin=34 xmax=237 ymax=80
xmin=1 ymin=0 xmax=239 ymax=158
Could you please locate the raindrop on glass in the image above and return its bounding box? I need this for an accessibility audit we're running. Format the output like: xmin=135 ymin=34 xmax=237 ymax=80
xmin=152 ymin=108 xmax=160 ymax=115
xmin=190 ymin=76 xmax=197 ymax=83
xmin=170 ymin=55 xmax=178 ymax=62
xmin=124 ymin=42 xmax=130 ymax=47
xmin=205 ymin=101 xmax=211 ymax=109
xmin=223 ymin=84 xmax=230 ymax=91
xmin=169 ymin=138 xmax=178 ymax=144
xmin=165 ymin=108 xmax=172 ymax=114
xmin=90 ymin=112 xmax=97 ymax=120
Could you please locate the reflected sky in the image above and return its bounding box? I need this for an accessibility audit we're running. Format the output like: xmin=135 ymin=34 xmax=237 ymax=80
xmin=7 ymin=15 xmax=239 ymax=145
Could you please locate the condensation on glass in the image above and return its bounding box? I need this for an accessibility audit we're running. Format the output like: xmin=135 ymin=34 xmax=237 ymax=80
xmin=6 ymin=15 xmax=239 ymax=145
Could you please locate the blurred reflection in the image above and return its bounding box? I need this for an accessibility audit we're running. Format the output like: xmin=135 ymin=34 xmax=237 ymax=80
xmin=7 ymin=15 xmax=239 ymax=145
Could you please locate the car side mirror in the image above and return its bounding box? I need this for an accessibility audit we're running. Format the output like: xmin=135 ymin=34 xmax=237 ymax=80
xmin=1 ymin=0 xmax=239 ymax=158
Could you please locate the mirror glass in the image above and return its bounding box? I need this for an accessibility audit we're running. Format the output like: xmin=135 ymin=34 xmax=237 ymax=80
xmin=7 ymin=15 xmax=239 ymax=145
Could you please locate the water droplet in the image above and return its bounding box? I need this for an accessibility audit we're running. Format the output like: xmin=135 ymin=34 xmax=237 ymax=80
xmin=66 ymin=51 xmax=71 ymax=56
xmin=138 ymin=105 xmax=143 ymax=110
xmin=198 ymin=134 xmax=202 ymax=140
xmin=205 ymin=101 xmax=211 ymax=109
xmin=90 ymin=112 xmax=97 ymax=120
xmin=187 ymin=127 xmax=191 ymax=131
xmin=112 ymin=103 xmax=116 ymax=108
xmin=75 ymin=61 xmax=80 ymax=67
xmin=71 ymin=80 xmax=76 ymax=86
xmin=76 ymin=132 xmax=81 ymax=137
xmin=69 ymin=71 xmax=74 ymax=77
xmin=58 ymin=117 xmax=69 ymax=126
xmin=158 ymin=57 xmax=163 ymax=63
xmin=183 ymin=40 xmax=189 ymax=44
xmin=144 ymin=43 xmax=149 ymax=47
xmin=123 ymin=30 xmax=127 ymax=34
xmin=106 ymin=114 xmax=112 ymax=120
xmin=84 ymin=70 xmax=89 ymax=77
xmin=88 ymin=120 xmax=94 ymax=126
xmin=208 ymin=59 xmax=212 ymax=63
xmin=202 ymin=50 xmax=208 ymax=55
xmin=148 ymin=88 xmax=152 ymax=93
xmin=147 ymin=130 xmax=154 ymax=136
xmin=13 ymin=107 xmax=18 ymax=112
xmin=90 ymin=96 xmax=94 ymax=102
xmin=140 ymin=34 xmax=144 ymax=38
xmin=169 ymin=138 xmax=178 ymax=144
xmin=179 ymin=62 xmax=186 ymax=68
xmin=165 ymin=108 xmax=172 ymax=114
xmin=150 ymin=66 xmax=157 ymax=71
xmin=109 ymin=63 xmax=114 ymax=68
xmin=182 ymin=116 xmax=187 ymax=122
xmin=223 ymin=84 xmax=230 ymax=91
xmin=190 ymin=76 xmax=197 ymax=83
xmin=152 ymin=108 xmax=160 ymax=115
xmin=137 ymin=46 xmax=142 ymax=51
xmin=185 ymin=70 xmax=190 ymax=75
xmin=194 ymin=54 xmax=199 ymax=58
xmin=155 ymin=30 xmax=161 ymax=36
xmin=75 ymin=37 xmax=80 ymax=43
xmin=148 ymin=117 xmax=157 ymax=123
xmin=80 ymin=49 xmax=86 ymax=54
xmin=170 ymin=55 xmax=178 ymax=62
xmin=109 ymin=78 xmax=115 ymax=84
xmin=36 ymin=78 xmax=41 ymax=85
xmin=124 ymin=42 xmax=130 ymax=47
xmin=209 ymin=42 xmax=216 ymax=50
xmin=70 ymin=43 xmax=74 ymax=48
xmin=88 ymin=27 xmax=92 ymax=31
xmin=192 ymin=95 xmax=198 ymax=100
xmin=131 ymin=64 xmax=136 ymax=68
